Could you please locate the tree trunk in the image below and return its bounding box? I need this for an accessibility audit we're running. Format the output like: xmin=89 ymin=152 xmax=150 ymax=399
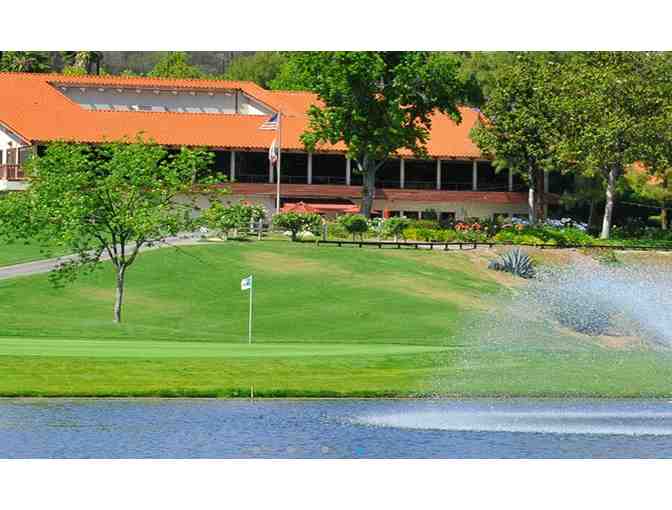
xmin=600 ymin=166 xmax=619 ymax=240
xmin=661 ymin=207 xmax=668 ymax=230
xmin=587 ymin=199 xmax=596 ymax=231
xmin=527 ymin=167 xmax=537 ymax=224
xmin=535 ymin=170 xmax=546 ymax=223
xmin=360 ymin=158 xmax=376 ymax=218
xmin=113 ymin=265 xmax=126 ymax=323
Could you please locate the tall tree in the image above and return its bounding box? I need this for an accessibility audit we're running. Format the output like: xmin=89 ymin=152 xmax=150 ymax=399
xmin=61 ymin=51 xmax=103 ymax=75
xmin=148 ymin=52 xmax=203 ymax=79
xmin=223 ymin=52 xmax=287 ymax=88
xmin=470 ymin=53 xmax=560 ymax=223
xmin=0 ymin=137 xmax=218 ymax=323
xmin=625 ymin=166 xmax=672 ymax=230
xmin=553 ymin=52 xmax=671 ymax=239
xmin=0 ymin=51 xmax=51 ymax=73
xmin=283 ymin=52 xmax=477 ymax=217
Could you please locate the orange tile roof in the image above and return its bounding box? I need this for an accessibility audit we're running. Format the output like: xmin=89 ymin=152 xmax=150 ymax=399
xmin=0 ymin=72 xmax=483 ymax=159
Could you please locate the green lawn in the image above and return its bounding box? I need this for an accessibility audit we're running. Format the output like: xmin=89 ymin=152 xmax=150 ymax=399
xmin=0 ymin=240 xmax=69 ymax=266
xmin=0 ymin=240 xmax=670 ymax=397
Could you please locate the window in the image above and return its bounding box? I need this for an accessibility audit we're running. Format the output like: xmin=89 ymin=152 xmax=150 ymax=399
xmin=440 ymin=212 xmax=455 ymax=222
xmin=131 ymin=105 xmax=164 ymax=112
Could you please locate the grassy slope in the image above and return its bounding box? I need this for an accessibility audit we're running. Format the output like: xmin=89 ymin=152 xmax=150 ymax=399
xmin=1 ymin=241 xmax=671 ymax=397
xmin=0 ymin=240 xmax=69 ymax=267
xmin=0 ymin=241 xmax=491 ymax=396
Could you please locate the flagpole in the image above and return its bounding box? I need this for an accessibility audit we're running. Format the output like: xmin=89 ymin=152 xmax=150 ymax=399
xmin=248 ymin=276 xmax=253 ymax=344
xmin=276 ymin=112 xmax=282 ymax=213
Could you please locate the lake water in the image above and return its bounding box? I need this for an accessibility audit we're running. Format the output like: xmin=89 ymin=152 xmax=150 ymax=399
xmin=3 ymin=398 xmax=672 ymax=458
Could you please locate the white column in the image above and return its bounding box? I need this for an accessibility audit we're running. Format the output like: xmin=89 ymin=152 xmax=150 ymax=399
xmin=472 ymin=160 xmax=478 ymax=191
xmin=436 ymin=159 xmax=442 ymax=190
xmin=400 ymin=159 xmax=405 ymax=189
xmin=307 ymin=152 xmax=313 ymax=185
xmin=544 ymin=170 xmax=550 ymax=193
xmin=230 ymin=151 xmax=236 ymax=181
xmin=508 ymin=168 xmax=513 ymax=191
xmin=346 ymin=157 xmax=351 ymax=186
xmin=269 ymin=158 xmax=274 ymax=184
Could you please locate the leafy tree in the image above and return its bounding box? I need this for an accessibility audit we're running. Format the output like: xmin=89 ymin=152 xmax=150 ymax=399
xmin=272 ymin=211 xmax=322 ymax=241
xmin=283 ymin=52 xmax=476 ymax=217
xmin=148 ymin=52 xmax=203 ymax=79
xmin=382 ymin=217 xmax=411 ymax=242
xmin=553 ymin=52 xmax=671 ymax=239
xmin=0 ymin=51 xmax=51 ymax=73
xmin=560 ymin=174 xmax=606 ymax=234
xmin=223 ymin=52 xmax=287 ymax=88
xmin=202 ymin=202 xmax=266 ymax=239
xmin=61 ymin=51 xmax=103 ymax=74
xmin=470 ymin=53 xmax=561 ymax=224
xmin=625 ymin=166 xmax=672 ymax=230
xmin=0 ymin=137 xmax=217 ymax=323
xmin=338 ymin=214 xmax=369 ymax=241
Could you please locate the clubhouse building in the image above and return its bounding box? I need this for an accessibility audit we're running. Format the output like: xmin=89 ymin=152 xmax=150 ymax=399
xmin=0 ymin=72 xmax=552 ymax=220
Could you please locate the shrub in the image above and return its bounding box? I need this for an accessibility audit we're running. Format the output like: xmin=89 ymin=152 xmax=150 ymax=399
xmin=201 ymin=202 xmax=266 ymax=239
xmin=272 ymin=212 xmax=322 ymax=241
xmin=382 ymin=217 xmax=411 ymax=241
xmin=338 ymin=214 xmax=369 ymax=241
xmin=326 ymin=221 xmax=349 ymax=239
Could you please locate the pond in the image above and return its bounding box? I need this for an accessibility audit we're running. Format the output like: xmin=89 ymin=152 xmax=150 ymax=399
xmin=3 ymin=398 xmax=672 ymax=458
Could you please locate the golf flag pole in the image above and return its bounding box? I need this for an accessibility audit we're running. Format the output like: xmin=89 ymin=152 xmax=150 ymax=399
xmin=241 ymin=275 xmax=253 ymax=344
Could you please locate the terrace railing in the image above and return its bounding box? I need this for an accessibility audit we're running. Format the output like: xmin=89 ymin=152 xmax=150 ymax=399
xmin=0 ymin=165 xmax=25 ymax=181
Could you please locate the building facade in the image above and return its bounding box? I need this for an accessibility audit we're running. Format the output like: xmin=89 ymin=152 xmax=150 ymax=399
xmin=0 ymin=72 xmax=548 ymax=220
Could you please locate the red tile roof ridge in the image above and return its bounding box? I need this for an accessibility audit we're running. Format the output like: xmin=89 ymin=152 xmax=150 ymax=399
xmin=0 ymin=72 xmax=260 ymax=89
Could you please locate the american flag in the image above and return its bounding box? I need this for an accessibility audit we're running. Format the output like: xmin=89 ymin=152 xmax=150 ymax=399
xmin=259 ymin=112 xmax=279 ymax=130
xmin=268 ymin=138 xmax=278 ymax=165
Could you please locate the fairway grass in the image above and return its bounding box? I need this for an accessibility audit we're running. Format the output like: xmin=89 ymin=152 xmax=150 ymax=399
xmin=1 ymin=241 xmax=670 ymax=398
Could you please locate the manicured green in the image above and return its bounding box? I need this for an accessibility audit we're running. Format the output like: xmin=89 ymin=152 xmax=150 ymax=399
xmin=0 ymin=240 xmax=68 ymax=267
xmin=0 ymin=241 xmax=670 ymax=397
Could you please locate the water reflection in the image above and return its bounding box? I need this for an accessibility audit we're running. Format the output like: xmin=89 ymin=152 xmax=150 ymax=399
xmin=2 ymin=398 xmax=672 ymax=458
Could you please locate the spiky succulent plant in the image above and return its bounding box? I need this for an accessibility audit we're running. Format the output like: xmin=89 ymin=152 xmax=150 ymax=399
xmin=488 ymin=248 xmax=536 ymax=278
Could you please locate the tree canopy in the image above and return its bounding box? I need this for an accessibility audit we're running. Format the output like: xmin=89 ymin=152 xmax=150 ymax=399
xmin=470 ymin=53 xmax=560 ymax=223
xmin=223 ymin=52 xmax=287 ymax=88
xmin=0 ymin=52 xmax=52 ymax=73
xmin=148 ymin=52 xmax=204 ymax=79
xmin=552 ymin=52 xmax=672 ymax=238
xmin=284 ymin=51 xmax=477 ymax=217
xmin=0 ymin=137 xmax=218 ymax=323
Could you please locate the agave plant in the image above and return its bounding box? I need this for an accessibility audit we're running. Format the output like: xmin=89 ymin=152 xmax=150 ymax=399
xmin=488 ymin=248 xmax=536 ymax=278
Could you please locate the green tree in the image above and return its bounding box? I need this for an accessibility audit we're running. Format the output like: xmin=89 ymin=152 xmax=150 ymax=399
xmin=0 ymin=137 xmax=217 ymax=323
xmin=382 ymin=217 xmax=411 ymax=242
xmin=470 ymin=53 xmax=560 ymax=224
xmin=338 ymin=214 xmax=369 ymax=241
xmin=148 ymin=52 xmax=203 ymax=79
xmin=223 ymin=52 xmax=287 ymax=88
xmin=0 ymin=51 xmax=51 ymax=73
xmin=625 ymin=167 xmax=672 ymax=230
xmin=202 ymin=202 xmax=266 ymax=239
xmin=283 ymin=52 xmax=476 ymax=217
xmin=553 ymin=52 xmax=670 ymax=239
xmin=272 ymin=212 xmax=322 ymax=241
xmin=61 ymin=51 xmax=103 ymax=74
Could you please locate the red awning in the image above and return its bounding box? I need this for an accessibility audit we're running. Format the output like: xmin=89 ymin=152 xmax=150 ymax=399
xmin=280 ymin=201 xmax=360 ymax=214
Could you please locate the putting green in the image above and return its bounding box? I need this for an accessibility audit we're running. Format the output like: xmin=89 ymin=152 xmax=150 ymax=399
xmin=0 ymin=337 xmax=449 ymax=359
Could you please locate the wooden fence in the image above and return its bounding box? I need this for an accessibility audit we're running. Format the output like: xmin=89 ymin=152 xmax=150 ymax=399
xmin=306 ymin=239 xmax=672 ymax=252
